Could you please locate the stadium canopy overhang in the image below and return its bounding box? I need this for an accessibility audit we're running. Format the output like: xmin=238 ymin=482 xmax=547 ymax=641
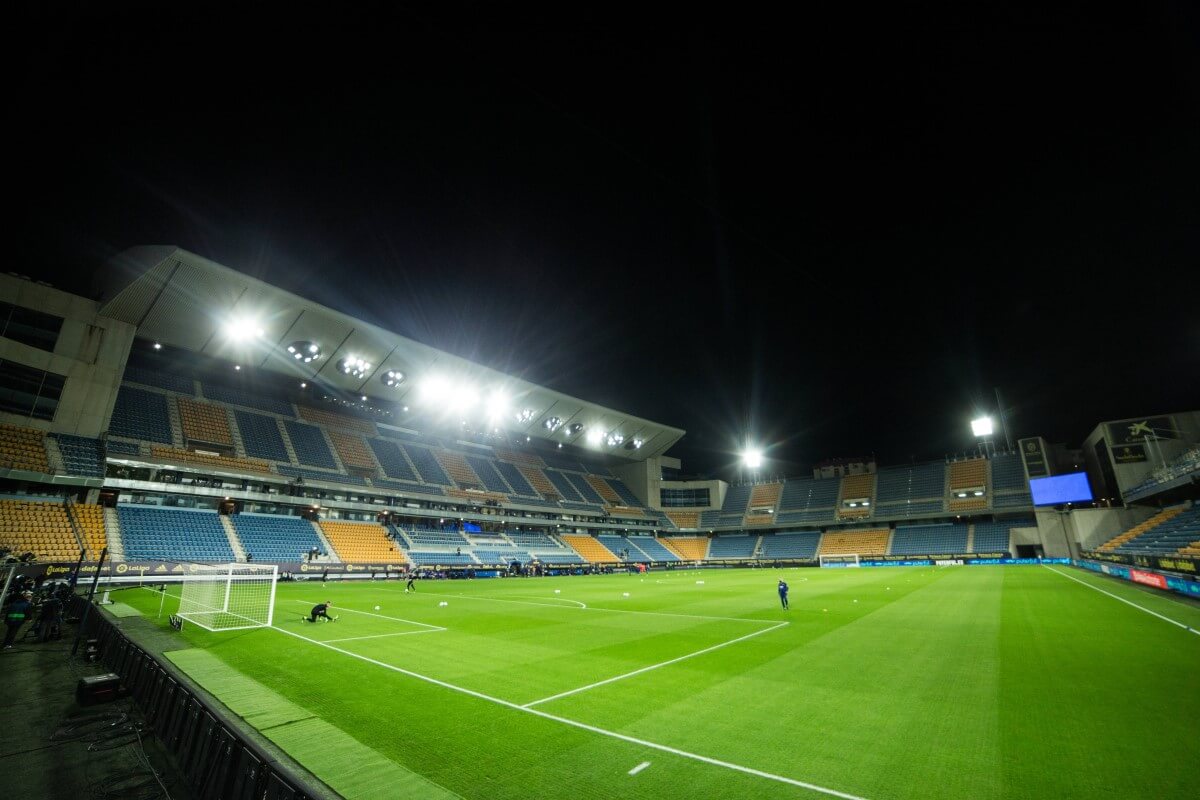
xmin=99 ymin=247 xmax=685 ymax=461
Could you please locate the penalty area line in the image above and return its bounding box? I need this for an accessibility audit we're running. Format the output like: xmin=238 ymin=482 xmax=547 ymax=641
xmin=1043 ymin=566 xmax=1200 ymax=636
xmin=324 ymin=629 xmax=445 ymax=643
xmin=522 ymin=621 xmax=789 ymax=708
xmin=270 ymin=625 xmax=870 ymax=800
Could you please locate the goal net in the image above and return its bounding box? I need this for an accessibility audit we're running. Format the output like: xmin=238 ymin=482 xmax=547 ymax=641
xmin=818 ymin=553 xmax=861 ymax=568
xmin=177 ymin=564 xmax=277 ymax=631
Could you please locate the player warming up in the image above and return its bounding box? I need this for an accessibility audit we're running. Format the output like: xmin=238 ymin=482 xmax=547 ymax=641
xmin=405 ymin=572 xmax=416 ymax=593
xmin=777 ymin=579 xmax=789 ymax=610
xmin=304 ymin=601 xmax=337 ymax=623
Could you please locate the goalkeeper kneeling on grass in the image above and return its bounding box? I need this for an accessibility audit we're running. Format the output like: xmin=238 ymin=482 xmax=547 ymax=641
xmin=304 ymin=601 xmax=337 ymax=623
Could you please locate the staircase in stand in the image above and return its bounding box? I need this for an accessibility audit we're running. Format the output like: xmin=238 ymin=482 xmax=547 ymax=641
xmin=219 ymin=515 xmax=248 ymax=562
xmin=103 ymin=507 xmax=125 ymax=561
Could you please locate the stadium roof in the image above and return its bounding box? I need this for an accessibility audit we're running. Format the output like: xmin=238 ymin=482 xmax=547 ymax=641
xmin=99 ymin=247 xmax=685 ymax=460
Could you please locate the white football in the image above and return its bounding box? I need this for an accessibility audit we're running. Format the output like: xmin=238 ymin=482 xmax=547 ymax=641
xmin=439 ymin=601 xmax=448 ymax=607
xmin=622 ymin=592 xmax=630 ymax=597
xmin=374 ymin=605 xmax=381 ymax=610
xmin=554 ymin=589 xmax=561 ymax=594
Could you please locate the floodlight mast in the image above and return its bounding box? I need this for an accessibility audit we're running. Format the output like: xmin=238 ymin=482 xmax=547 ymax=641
xmin=971 ymin=416 xmax=995 ymax=458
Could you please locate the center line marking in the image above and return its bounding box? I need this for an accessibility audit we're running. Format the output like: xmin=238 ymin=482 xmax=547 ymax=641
xmin=629 ymin=761 xmax=650 ymax=776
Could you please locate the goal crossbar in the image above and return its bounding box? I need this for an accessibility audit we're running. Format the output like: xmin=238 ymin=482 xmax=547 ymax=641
xmin=177 ymin=564 xmax=277 ymax=631
xmin=818 ymin=553 xmax=861 ymax=568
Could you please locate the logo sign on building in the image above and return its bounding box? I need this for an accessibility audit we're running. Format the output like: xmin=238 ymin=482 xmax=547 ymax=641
xmin=1019 ymin=437 xmax=1049 ymax=478
xmin=1110 ymin=444 xmax=1148 ymax=464
xmin=1106 ymin=416 xmax=1179 ymax=446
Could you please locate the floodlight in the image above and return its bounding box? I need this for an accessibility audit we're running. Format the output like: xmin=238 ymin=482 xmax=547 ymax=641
xmin=152 ymin=342 xmax=162 ymax=350
xmin=516 ymin=408 xmax=534 ymax=424
xmin=544 ymin=416 xmax=562 ymax=431
xmin=287 ymin=341 xmax=321 ymax=364
xmin=606 ymin=432 xmax=624 ymax=447
xmin=568 ymin=422 xmax=584 ymax=435
xmin=742 ymin=448 xmax=763 ymax=469
xmin=971 ymin=416 xmax=994 ymax=437
xmin=485 ymin=390 xmax=509 ymax=421
xmin=381 ymin=369 xmax=404 ymax=388
xmin=587 ymin=428 xmax=603 ymax=445
xmin=338 ymin=356 xmax=372 ymax=379
xmin=226 ymin=318 xmax=264 ymax=341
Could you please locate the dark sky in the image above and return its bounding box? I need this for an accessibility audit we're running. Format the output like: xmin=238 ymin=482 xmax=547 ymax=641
xmin=12 ymin=4 xmax=1200 ymax=480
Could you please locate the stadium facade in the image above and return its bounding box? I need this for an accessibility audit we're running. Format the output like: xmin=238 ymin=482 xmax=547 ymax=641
xmin=1 ymin=248 xmax=1197 ymax=579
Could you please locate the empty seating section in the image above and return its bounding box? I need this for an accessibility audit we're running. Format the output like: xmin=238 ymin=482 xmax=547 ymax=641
xmin=760 ymin=531 xmax=821 ymax=559
xmin=819 ymin=528 xmax=889 ymax=556
xmin=404 ymin=527 xmax=470 ymax=549
xmin=776 ymin=479 xmax=839 ymax=524
xmin=118 ymin=506 xmax=234 ymax=561
xmin=586 ymin=464 xmax=612 ymax=476
xmin=708 ymin=535 xmax=756 ymax=559
xmin=561 ymin=534 xmax=617 ymax=562
xmin=320 ymin=520 xmax=406 ymax=563
xmin=494 ymin=460 xmax=536 ymax=495
xmin=699 ymin=511 xmax=721 ymax=528
xmin=106 ymin=440 xmax=143 ymax=456
xmin=71 ymin=503 xmax=108 ymax=559
xmin=0 ymin=424 xmax=49 ymax=473
xmin=177 ymin=397 xmax=234 ymax=446
xmin=541 ymin=455 xmax=587 ymax=472
xmin=409 ymin=552 xmax=476 ymax=565
xmin=560 ymin=501 xmax=598 ymax=513
xmin=1113 ymin=506 xmax=1200 ymax=554
xmin=52 ymin=434 xmax=105 ymax=477
xmin=376 ymin=424 xmax=424 ymax=443
xmin=110 ymin=387 xmax=174 ymax=444
xmin=374 ymin=477 xmax=442 ymax=494
xmin=627 ymin=537 xmax=677 ymax=561
xmin=466 ymin=455 xmax=513 ymax=493
xmin=150 ymin=446 xmax=274 ymax=475
xmin=403 ymin=445 xmax=452 ymax=485
xmin=434 ymin=450 xmax=482 ymax=489
xmin=890 ymin=523 xmax=968 ymax=555
xmin=0 ymin=499 xmax=84 ymax=560
xmin=992 ymin=493 xmax=1032 ymax=509
xmin=990 ymin=454 xmax=1027 ymax=491
xmin=837 ymin=474 xmax=876 ymax=520
xmin=545 ymin=470 xmax=585 ymax=502
xmin=507 ymin=531 xmax=584 ymax=562
xmin=327 ymin=430 xmax=377 ymax=471
xmin=597 ymin=535 xmax=640 ymax=559
xmin=235 ymin=411 xmax=290 ymax=461
xmin=662 ymin=537 xmax=709 ymax=560
xmin=233 ymin=514 xmax=325 ymax=562
xmin=283 ymin=421 xmax=337 ymax=469
xmin=948 ymin=459 xmax=987 ymax=490
xmin=565 ymin=472 xmax=605 ymax=504
xmin=745 ymin=483 xmax=783 ymax=526
xmin=584 ymin=474 xmax=622 ymax=504
xmin=721 ymin=484 xmax=752 ymax=514
xmin=875 ymin=462 xmax=945 ymax=502
xmin=606 ymin=477 xmax=644 ymax=507
xmin=276 ymin=464 xmax=368 ymax=486
xmin=1097 ymin=508 xmax=1180 ymax=551
xmin=971 ymin=519 xmax=1027 ymax=553
xmin=446 ymin=488 xmax=507 ymax=506
xmin=666 ymin=511 xmax=699 ymax=529
xmin=202 ymin=384 xmax=294 ymax=416
xmin=122 ymin=366 xmax=195 ymax=394
xmin=297 ymin=405 xmax=377 ymax=436
xmin=494 ymin=448 xmax=545 ymax=468
xmin=367 ymin=438 xmax=419 ymax=481
xmin=517 ymin=465 xmax=559 ymax=499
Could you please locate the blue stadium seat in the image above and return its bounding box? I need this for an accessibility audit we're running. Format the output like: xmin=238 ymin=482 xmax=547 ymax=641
xmin=110 ymin=387 xmax=173 ymax=445
xmin=235 ymin=411 xmax=290 ymax=462
xmin=118 ymin=506 xmax=234 ymax=561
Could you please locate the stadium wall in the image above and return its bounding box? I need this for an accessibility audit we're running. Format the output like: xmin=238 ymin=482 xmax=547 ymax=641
xmin=0 ymin=274 xmax=136 ymax=437
xmin=1069 ymin=506 xmax=1157 ymax=551
xmin=1083 ymin=410 xmax=1200 ymax=499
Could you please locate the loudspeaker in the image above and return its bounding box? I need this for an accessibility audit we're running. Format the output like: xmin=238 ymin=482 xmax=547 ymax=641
xmin=76 ymin=673 xmax=123 ymax=706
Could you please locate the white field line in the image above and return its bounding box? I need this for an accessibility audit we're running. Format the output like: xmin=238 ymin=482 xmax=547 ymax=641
xmin=291 ymin=600 xmax=443 ymax=630
xmin=522 ymin=621 xmax=790 ymax=708
xmin=1043 ymin=566 xmax=1200 ymax=636
xmin=325 ymin=629 xmax=445 ymax=643
xmin=629 ymin=761 xmax=650 ymax=775
xmin=270 ymin=625 xmax=870 ymax=800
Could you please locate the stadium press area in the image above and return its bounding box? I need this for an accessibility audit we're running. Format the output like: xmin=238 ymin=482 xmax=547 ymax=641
xmin=1 ymin=250 xmax=1198 ymax=799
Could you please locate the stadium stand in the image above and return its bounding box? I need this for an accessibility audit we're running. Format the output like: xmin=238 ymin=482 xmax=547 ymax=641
xmin=233 ymin=513 xmax=327 ymax=563
xmin=327 ymin=430 xmax=378 ymax=472
xmin=516 ymin=464 xmax=559 ymax=499
xmin=1097 ymin=508 xmax=1182 ymax=552
xmin=0 ymin=498 xmax=85 ymax=561
xmin=367 ymin=438 xmax=420 ymax=481
xmin=948 ymin=458 xmax=989 ymax=511
xmin=560 ymin=534 xmax=617 ymax=562
xmin=109 ymin=387 xmax=174 ymax=445
xmin=402 ymin=444 xmax=453 ymax=485
xmin=106 ymin=440 xmax=142 ymax=456
xmin=201 ymin=383 xmax=294 ymax=416
xmin=465 ymin=455 xmax=513 ymax=493
xmin=744 ymin=483 xmax=783 ymax=526
xmin=819 ymin=528 xmax=889 ymax=556
xmin=971 ymin=518 xmax=1029 ymax=553
xmin=277 ymin=464 xmax=368 ymax=486
xmin=177 ymin=397 xmax=235 ymax=446
xmin=1112 ymin=505 xmax=1200 ymax=554
xmin=117 ymin=506 xmax=234 ymax=561
xmin=150 ymin=446 xmax=274 ymax=475
xmin=235 ymin=411 xmax=291 ymax=461
xmin=605 ymin=477 xmax=645 ymax=507
xmin=874 ymin=462 xmax=946 ymax=518
xmin=584 ymin=474 xmax=622 ymax=504
xmin=836 ymin=474 xmax=876 ymax=520
xmin=566 ymin=472 xmax=606 ymax=504
xmin=319 ymin=520 xmax=406 ymax=563
xmin=708 ymin=535 xmax=756 ymax=559
xmin=665 ymin=511 xmax=699 ymax=529
xmin=297 ymin=405 xmax=377 ymax=436
xmin=776 ymin=478 xmax=839 ymax=525
xmin=0 ymin=424 xmax=49 ymax=474
xmin=71 ymin=502 xmax=108 ymax=560
xmin=759 ymin=531 xmax=821 ymax=559
xmin=283 ymin=420 xmax=338 ymax=469
xmin=434 ymin=450 xmax=482 ymax=489
xmin=990 ymin=453 xmax=1032 ymax=507
xmin=625 ymin=537 xmax=676 ymax=561
xmin=890 ymin=523 xmax=968 ymax=555
xmin=51 ymin=434 xmax=106 ymax=477
xmin=122 ymin=366 xmax=195 ymax=395
xmin=545 ymin=470 xmax=586 ymax=502
xmin=662 ymin=536 xmax=709 ymax=560
xmin=492 ymin=460 xmax=535 ymax=496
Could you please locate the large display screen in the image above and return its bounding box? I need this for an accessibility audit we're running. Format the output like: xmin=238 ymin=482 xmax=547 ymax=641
xmin=1029 ymin=472 xmax=1094 ymax=506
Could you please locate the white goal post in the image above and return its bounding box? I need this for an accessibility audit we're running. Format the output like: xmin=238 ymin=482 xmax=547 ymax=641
xmin=818 ymin=553 xmax=861 ymax=568
xmin=176 ymin=564 xmax=278 ymax=631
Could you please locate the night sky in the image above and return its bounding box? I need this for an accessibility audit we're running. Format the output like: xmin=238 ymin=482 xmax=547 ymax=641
xmin=12 ymin=5 xmax=1200 ymax=480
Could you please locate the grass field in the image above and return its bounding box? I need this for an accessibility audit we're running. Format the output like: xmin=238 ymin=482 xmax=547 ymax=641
xmin=118 ymin=565 xmax=1200 ymax=800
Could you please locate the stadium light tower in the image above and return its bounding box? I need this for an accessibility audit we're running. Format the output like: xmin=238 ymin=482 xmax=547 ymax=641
xmin=741 ymin=447 xmax=764 ymax=483
xmin=971 ymin=416 xmax=995 ymax=457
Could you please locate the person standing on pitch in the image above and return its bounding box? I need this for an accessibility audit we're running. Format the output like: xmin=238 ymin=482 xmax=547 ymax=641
xmin=777 ymin=579 xmax=789 ymax=610
xmin=405 ymin=571 xmax=416 ymax=592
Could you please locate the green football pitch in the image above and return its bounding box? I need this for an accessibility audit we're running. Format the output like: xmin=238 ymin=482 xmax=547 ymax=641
xmin=118 ymin=565 xmax=1200 ymax=800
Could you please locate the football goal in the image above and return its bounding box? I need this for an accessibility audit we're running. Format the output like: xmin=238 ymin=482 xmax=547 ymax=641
xmin=176 ymin=564 xmax=277 ymax=631
xmin=818 ymin=553 xmax=861 ymax=568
